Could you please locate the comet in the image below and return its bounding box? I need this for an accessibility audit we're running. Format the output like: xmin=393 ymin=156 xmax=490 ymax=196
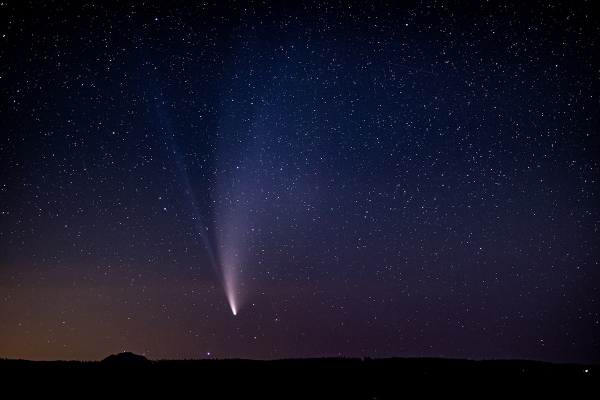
xmin=214 ymin=149 xmax=252 ymax=316
xmin=221 ymin=252 xmax=240 ymax=315
xmin=151 ymin=55 xmax=245 ymax=317
xmin=168 ymin=136 xmax=241 ymax=315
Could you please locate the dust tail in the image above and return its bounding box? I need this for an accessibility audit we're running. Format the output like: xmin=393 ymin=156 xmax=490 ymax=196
xmin=168 ymin=138 xmax=222 ymax=284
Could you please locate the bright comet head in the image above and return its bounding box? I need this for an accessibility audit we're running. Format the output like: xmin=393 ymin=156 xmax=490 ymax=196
xmin=228 ymin=293 xmax=238 ymax=315
xmin=224 ymin=267 xmax=240 ymax=316
xmin=214 ymin=188 xmax=246 ymax=317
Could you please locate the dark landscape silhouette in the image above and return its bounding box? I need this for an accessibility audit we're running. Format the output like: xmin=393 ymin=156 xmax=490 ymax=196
xmin=2 ymin=353 xmax=594 ymax=398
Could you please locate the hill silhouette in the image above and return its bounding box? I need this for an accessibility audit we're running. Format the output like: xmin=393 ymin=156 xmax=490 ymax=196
xmin=102 ymin=352 xmax=150 ymax=363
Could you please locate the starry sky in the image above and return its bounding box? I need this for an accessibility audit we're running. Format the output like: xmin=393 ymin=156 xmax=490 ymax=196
xmin=1 ymin=1 xmax=598 ymax=363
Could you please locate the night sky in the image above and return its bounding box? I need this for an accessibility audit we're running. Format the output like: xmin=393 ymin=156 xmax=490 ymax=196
xmin=1 ymin=1 xmax=598 ymax=364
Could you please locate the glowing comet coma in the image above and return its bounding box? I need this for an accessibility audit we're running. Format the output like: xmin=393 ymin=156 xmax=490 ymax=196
xmin=222 ymin=256 xmax=240 ymax=316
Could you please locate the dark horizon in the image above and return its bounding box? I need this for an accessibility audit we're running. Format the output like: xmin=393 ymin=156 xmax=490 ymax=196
xmin=3 ymin=356 xmax=595 ymax=398
xmin=1 ymin=1 xmax=598 ymax=364
xmin=2 ymin=354 xmax=599 ymax=366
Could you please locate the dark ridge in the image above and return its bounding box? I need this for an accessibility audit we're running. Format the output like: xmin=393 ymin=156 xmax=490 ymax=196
xmin=1 ymin=356 xmax=595 ymax=398
xmin=102 ymin=351 xmax=150 ymax=362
